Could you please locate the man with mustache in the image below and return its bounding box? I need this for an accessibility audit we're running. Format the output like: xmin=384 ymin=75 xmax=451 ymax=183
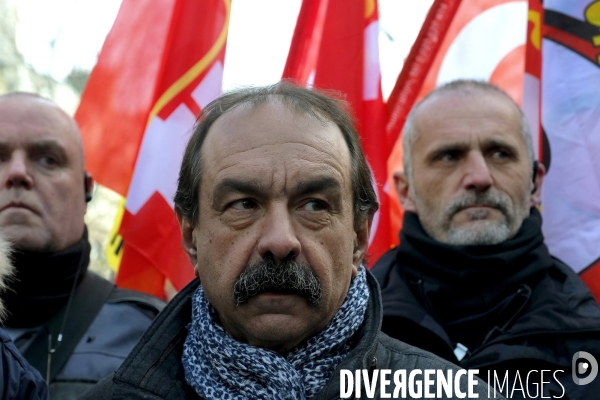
xmin=81 ymin=83 xmax=497 ymax=399
xmin=372 ymin=80 xmax=600 ymax=398
xmin=0 ymin=93 xmax=164 ymax=399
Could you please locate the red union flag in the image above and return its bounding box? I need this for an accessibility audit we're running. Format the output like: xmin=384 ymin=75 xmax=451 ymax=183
xmin=283 ymin=0 xmax=393 ymax=263
xmin=541 ymin=0 xmax=600 ymax=300
xmin=76 ymin=0 xmax=231 ymax=298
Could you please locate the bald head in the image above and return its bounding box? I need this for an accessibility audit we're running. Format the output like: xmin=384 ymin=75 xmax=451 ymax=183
xmin=0 ymin=93 xmax=91 ymax=252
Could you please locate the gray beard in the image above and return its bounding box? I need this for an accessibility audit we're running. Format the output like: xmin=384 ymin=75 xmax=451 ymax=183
xmin=411 ymin=186 xmax=530 ymax=246
xmin=445 ymin=211 xmax=511 ymax=245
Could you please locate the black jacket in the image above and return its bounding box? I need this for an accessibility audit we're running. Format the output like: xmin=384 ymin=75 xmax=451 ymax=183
xmin=372 ymin=211 xmax=600 ymax=400
xmin=80 ymin=271 xmax=502 ymax=399
xmin=0 ymin=328 xmax=48 ymax=400
xmin=2 ymin=232 xmax=165 ymax=400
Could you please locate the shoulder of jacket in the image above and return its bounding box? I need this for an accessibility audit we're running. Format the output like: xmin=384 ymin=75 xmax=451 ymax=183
xmin=376 ymin=331 xmax=458 ymax=370
xmin=370 ymin=247 xmax=399 ymax=280
xmin=106 ymin=287 xmax=166 ymax=315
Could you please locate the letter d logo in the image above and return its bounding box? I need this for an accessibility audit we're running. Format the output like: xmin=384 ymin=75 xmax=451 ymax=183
xmin=572 ymin=351 xmax=598 ymax=385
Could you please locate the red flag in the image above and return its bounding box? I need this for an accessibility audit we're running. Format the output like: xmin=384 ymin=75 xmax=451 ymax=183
xmin=283 ymin=0 xmax=392 ymax=263
xmin=522 ymin=0 xmax=543 ymax=160
xmin=76 ymin=0 xmax=230 ymax=298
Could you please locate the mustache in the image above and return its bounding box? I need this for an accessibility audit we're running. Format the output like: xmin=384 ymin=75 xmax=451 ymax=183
xmin=445 ymin=190 xmax=510 ymax=218
xmin=233 ymin=255 xmax=322 ymax=306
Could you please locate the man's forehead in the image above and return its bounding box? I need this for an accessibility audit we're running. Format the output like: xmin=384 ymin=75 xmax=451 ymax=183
xmin=203 ymin=100 xmax=348 ymax=159
xmin=0 ymin=96 xmax=83 ymax=160
xmin=419 ymin=88 xmax=519 ymax=115
xmin=414 ymin=91 xmax=523 ymax=142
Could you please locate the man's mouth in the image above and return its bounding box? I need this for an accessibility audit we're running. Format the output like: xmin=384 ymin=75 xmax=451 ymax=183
xmin=0 ymin=202 xmax=37 ymax=213
xmin=460 ymin=204 xmax=497 ymax=210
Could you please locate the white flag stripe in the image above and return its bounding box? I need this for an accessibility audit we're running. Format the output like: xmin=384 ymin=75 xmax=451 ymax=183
xmin=125 ymin=103 xmax=196 ymax=214
xmin=192 ymin=61 xmax=224 ymax=108
xmin=437 ymin=2 xmax=528 ymax=85
xmin=363 ymin=21 xmax=381 ymax=101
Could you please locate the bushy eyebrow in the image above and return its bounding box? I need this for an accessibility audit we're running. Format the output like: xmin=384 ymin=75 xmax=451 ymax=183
xmin=212 ymin=176 xmax=343 ymax=208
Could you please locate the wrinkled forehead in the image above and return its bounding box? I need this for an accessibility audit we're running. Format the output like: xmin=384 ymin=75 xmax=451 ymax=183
xmin=203 ymin=100 xmax=349 ymax=162
xmin=0 ymin=95 xmax=84 ymax=167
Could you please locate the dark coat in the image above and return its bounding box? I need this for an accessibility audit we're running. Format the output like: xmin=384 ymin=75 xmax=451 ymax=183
xmin=0 ymin=328 xmax=48 ymax=400
xmin=372 ymin=246 xmax=600 ymax=400
xmin=79 ymin=271 xmax=503 ymax=399
xmin=5 ymin=274 xmax=165 ymax=400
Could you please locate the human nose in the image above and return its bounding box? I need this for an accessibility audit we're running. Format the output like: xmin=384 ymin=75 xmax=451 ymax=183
xmin=257 ymin=204 xmax=301 ymax=263
xmin=4 ymin=152 xmax=33 ymax=190
xmin=461 ymin=153 xmax=493 ymax=192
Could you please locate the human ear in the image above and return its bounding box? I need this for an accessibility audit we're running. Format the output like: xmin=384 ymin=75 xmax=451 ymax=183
xmin=530 ymin=162 xmax=546 ymax=208
xmin=393 ymin=171 xmax=417 ymax=212
xmin=84 ymin=172 xmax=94 ymax=203
xmin=352 ymin=213 xmax=374 ymax=275
xmin=176 ymin=209 xmax=198 ymax=266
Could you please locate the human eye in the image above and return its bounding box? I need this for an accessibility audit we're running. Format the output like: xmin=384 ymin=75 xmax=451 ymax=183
xmin=39 ymin=155 xmax=58 ymax=166
xmin=437 ymin=150 xmax=461 ymax=163
xmin=301 ymin=199 xmax=328 ymax=212
xmin=489 ymin=147 xmax=514 ymax=161
xmin=31 ymin=147 xmax=64 ymax=169
xmin=228 ymin=198 xmax=257 ymax=210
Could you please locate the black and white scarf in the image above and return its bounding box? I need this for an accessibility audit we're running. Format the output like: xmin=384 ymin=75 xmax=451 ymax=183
xmin=182 ymin=266 xmax=369 ymax=399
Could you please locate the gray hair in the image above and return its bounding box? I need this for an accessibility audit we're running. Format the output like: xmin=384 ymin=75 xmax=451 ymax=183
xmin=402 ymin=79 xmax=536 ymax=179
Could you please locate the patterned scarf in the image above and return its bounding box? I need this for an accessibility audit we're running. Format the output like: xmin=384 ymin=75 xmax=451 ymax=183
xmin=182 ymin=266 xmax=369 ymax=399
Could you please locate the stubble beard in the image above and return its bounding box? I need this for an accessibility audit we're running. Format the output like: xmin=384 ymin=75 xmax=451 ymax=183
xmin=410 ymin=185 xmax=531 ymax=246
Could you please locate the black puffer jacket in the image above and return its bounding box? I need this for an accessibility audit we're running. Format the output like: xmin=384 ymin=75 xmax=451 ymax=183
xmin=372 ymin=210 xmax=600 ymax=400
xmin=80 ymin=271 xmax=503 ymax=399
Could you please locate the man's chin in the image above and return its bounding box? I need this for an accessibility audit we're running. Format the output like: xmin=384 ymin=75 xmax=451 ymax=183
xmin=445 ymin=219 xmax=511 ymax=246
xmin=1 ymin=226 xmax=53 ymax=252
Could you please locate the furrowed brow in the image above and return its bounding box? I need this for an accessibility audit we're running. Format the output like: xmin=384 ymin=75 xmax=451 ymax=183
xmin=292 ymin=177 xmax=342 ymax=197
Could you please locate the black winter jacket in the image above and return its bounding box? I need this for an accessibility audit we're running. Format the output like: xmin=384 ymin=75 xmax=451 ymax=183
xmin=372 ymin=212 xmax=600 ymax=400
xmin=0 ymin=328 xmax=48 ymax=400
xmin=80 ymin=271 xmax=503 ymax=399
